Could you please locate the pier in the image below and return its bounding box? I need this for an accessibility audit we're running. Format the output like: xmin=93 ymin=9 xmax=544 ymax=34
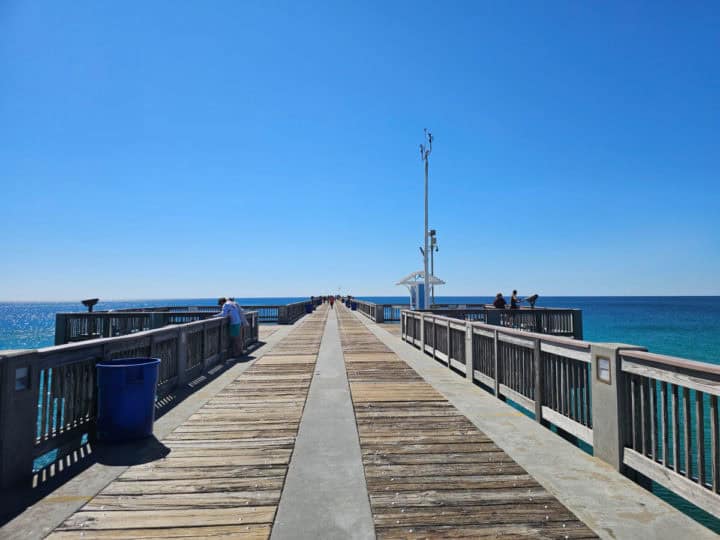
xmin=1 ymin=302 xmax=718 ymax=538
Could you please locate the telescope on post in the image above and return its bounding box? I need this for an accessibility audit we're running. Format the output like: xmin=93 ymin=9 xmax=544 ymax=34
xmin=81 ymin=298 xmax=99 ymax=312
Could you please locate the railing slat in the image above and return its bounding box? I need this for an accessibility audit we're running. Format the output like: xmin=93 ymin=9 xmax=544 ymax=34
xmin=640 ymin=377 xmax=647 ymax=455
xmin=696 ymin=391 xmax=706 ymax=486
xmin=661 ymin=382 xmax=669 ymax=467
xmin=711 ymin=394 xmax=719 ymax=493
xmin=683 ymin=387 xmax=691 ymax=478
xmin=672 ymin=384 xmax=680 ymax=472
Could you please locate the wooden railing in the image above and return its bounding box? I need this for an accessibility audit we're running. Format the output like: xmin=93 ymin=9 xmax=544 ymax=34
xmin=356 ymin=300 xmax=582 ymax=339
xmin=55 ymin=311 xmax=218 ymax=344
xmin=55 ymin=301 xmax=316 ymax=344
xmin=354 ymin=300 xmax=411 ymax=323
xmin=400 ymin=310 xmax=720 ymax=518
xmin=620 ymin=350 xmax=720 ymax=517
xmin=0 ymin=311 xmax=258 ymax=490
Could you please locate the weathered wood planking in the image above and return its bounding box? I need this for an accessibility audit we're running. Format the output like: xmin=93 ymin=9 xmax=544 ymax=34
xmin=47 ymin=305 xmax=330 ymax=539
xmin=336 ymin=306 xmax=598 ymax=539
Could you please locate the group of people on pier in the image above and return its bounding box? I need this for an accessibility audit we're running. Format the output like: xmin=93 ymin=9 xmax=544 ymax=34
xmin=493 ymin=290 xmax=524 ymax=309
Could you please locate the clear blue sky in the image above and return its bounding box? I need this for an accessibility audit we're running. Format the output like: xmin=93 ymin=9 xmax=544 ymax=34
xmin=1 ymin=1 xmax=718 ymax=300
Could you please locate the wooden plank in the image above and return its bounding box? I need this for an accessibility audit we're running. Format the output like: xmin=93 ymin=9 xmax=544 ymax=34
xmin=56 ymin=507 xmax=276 ymax=530
xmin=498 ymin=333 xmax=534 ymax=349
xmin=622 ymin=359 xmax=720 ymax=397
xmin=473 ymin=369 xmax=495 ymax=389
xmin=540 ymin=342 xmax=591 ymax=364
xmin=498 ymin=384 xmax=535 ymax=413
xmin=624 ymin=448 xmax=720 ymax=519
xmin=103 ymin=477 xmax=285 ymax=495
xmin=47 ymin=524 xmax=272 ymax=539
xmin=541 ymin=407 xmax=594 ymax=446
xmin=85 ymin=491 xmax=281 ymax=511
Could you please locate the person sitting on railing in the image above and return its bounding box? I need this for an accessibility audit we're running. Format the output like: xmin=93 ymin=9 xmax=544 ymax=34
xmin=493 ymin=292 xmax=507 ymax=309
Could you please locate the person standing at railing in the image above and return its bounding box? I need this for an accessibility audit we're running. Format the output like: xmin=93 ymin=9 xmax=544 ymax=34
xmin=510 ymin=290 xmax=521 ymax=309
xmin=228 ymin=297 xmax=249 ymax=328
xmin=217 ymin=297 xmax=247 ymax=357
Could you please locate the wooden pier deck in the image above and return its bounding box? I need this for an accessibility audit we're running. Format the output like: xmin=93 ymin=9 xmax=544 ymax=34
xmin=47 ymin=309 xmax=328 ymax=539
xmin=22 ymin=304 xmax=714 ymax=539
xmin=336 ymin=309 xmax=595 ymax=539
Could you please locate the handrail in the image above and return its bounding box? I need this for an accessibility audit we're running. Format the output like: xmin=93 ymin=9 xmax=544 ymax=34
xmin=354 ymin=300 xmax=582 ymax=338
xmin=55 ymin=300 xmax=316 ymax=344
xmin=0 ymin=311 xmax=259 ymax=490
xmin=399 ymin=309 xmax=720 ymax=519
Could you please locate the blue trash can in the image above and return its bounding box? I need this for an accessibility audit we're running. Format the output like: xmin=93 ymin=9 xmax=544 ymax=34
xmin=96 ymin=357 xmax=160 ymax=441
xmin=351 ymin=301 xmax=358 ymax=311
xmin=305 ymin=303 xmax=313 ymax=314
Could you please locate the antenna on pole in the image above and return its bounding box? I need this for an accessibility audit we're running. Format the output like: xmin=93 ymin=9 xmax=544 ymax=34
xmin=420 ymin=129 xmax=433 ymax=309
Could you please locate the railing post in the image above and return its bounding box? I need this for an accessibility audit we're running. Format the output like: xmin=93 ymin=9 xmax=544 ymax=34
xmin=465 ymin=323 xmax=473 ymax=381
xmin=0 ymin=352 xmax=39 ymax=489
xmin=486 ymin=309 xmax=502 ymax=327
xmin=54 ymin=314 xmax=67 ymax=345
xmin=375 ymin=305 xmax=385 ymax=324
xmin=446 ymin=319 xmax=452 ymax=369
xmin=572 ymin=310 xmax=584 ymax=339
xmin=149 ymin=313 xmax=165 ymax=331
xmin=419 ymin=313 xmax=425 ymax=351
xmin=533 ymin=338 xmax=543 ymax=423
xmin=493 ymin=329 xmax=501 ymax=398
xmin=176 ymin=326 xmax=189 ymax=386
xmin=278 ymin=306 xmax=288 ymax=325
xmin=590 ymin=343 xmax=646 ymax=471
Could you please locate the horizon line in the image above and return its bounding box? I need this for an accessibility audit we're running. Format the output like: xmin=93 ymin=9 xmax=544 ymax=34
xmin=1 ymin=294 xmax=720 ymax=303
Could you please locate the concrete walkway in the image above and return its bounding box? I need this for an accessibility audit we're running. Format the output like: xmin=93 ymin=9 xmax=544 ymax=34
xmin=272 ymin=308 xmax=374 ymax=540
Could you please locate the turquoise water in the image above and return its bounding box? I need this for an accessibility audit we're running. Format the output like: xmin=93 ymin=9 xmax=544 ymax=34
xmin=0 ymin=297 xmax=307 ymax=350
xmin=3 ymin=296 xmax=719 ymax=361
xmin=360 ymin=296 xmax=720 ymax=365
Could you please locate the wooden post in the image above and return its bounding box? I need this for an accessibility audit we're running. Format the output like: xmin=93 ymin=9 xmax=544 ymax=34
xmin=446 ymin=319 xmax=451 ymax=369
xmin=572 ymin=310 xmax=584 ymax=340
xmin=54 ymin=314 xmax=67 ymax=345
xmin=493 ymin=329 xmax=501 ymax=398
xmin=465 ymin=323 xmax=474 ymax=382
xmin=533 ymin=338 xmax=543 ymax=423
xmin=0 ymin=352 xmax=40 ymax=489
xmin=176 ymin=327 xmax=189 ymax=386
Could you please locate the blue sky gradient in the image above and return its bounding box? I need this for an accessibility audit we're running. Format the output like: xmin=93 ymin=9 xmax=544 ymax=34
xmin=1 ymin=1 xmax=718 ymax=300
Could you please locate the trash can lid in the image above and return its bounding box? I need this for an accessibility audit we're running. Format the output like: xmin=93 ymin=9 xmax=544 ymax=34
xmin=97 ymin=357 xmax=161 ymax=368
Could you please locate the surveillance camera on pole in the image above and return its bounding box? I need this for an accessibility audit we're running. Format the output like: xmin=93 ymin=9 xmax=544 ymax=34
xmin=420 ymin=129 xmax=433 ymax=309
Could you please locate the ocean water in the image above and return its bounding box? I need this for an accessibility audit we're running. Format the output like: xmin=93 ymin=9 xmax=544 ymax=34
xmin=360 ymin=296 xmax=720 ymax=365
xmin=0 ymin=297 xmax=307 ymax=350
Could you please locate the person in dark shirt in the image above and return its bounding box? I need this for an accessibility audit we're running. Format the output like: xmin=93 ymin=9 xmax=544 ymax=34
xmin=493 ymin=293 xmax=507 ymax=308
xmin=510 ymin=290 xmax=521 ymax=309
